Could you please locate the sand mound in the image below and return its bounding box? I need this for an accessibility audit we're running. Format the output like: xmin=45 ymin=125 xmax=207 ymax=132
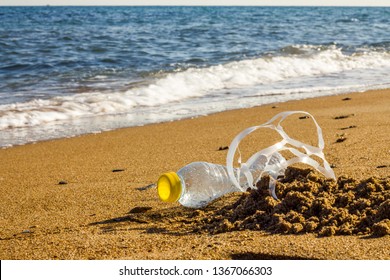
xmin=201 ymin=167 xmax=390 ymax=237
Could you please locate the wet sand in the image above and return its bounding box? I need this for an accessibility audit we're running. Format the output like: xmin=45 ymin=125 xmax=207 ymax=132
xmin=0 ymin=89 xmax=389 ymax=259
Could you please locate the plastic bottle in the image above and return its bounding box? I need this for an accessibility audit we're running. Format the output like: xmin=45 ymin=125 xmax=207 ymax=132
xmin=157 ymin=152 xmax=285 ymax=208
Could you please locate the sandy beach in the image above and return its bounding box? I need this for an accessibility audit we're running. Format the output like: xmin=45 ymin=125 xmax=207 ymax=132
xmin=0 ymin=89 xmax=389 ymax=260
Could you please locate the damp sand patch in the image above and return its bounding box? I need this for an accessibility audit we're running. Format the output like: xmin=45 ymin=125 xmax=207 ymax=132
xmin=199 ymin=167 xmax=390 ymax=237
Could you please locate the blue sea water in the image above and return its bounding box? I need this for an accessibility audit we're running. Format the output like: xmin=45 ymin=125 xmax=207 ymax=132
xmin=0 ymin=6 xmax=390 ymax=147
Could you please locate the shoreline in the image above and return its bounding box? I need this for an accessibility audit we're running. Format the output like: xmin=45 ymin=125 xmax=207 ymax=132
xmin=1 ymin=89 xmax=389 ymax=260
xmin=2 ymin=86 xmax=390 ymax=150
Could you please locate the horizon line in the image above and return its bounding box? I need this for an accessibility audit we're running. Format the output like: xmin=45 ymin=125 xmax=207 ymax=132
xmin=1 ymin=4 xmax=389 ymax=7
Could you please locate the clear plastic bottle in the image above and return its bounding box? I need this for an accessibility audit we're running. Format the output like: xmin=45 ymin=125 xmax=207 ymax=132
xmin=157 ymin=153 xmax=285 ymax=208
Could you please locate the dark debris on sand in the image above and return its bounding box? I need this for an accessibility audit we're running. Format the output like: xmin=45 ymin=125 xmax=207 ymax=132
xmin=200 ymin=167 xmax=390 ymax=237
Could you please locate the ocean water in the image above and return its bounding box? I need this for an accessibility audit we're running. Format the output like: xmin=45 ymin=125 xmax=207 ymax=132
xmin=1 ymin=6 xmax=390 ymax=147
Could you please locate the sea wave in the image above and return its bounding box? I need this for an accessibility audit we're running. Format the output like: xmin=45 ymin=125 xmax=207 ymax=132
xmin=1 ymin=45 xmax=390 ymax=130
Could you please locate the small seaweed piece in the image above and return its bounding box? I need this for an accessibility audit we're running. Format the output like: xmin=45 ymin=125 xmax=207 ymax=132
xmin=112 ymin=169 xmax=125 ymax=172
xmin=336 ymin=137 xmax=347 ymax=143
xmin=136 ymin=183 xmax=156 ymax=191
xmin=334 ymin=114 xmax=354 ymax=120
xmin=340 ymin=125 xmax=357 ymax=130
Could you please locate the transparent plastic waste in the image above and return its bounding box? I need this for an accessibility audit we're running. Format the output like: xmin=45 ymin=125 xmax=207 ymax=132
xmin=157 ymin=111 xmax=335 ymax=208
xmin=158 ymin=152 xmax=285 ymax=208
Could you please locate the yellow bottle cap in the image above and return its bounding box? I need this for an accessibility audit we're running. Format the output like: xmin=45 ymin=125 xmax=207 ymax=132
xmin=157 ymin=172 xmax=182 ymax=203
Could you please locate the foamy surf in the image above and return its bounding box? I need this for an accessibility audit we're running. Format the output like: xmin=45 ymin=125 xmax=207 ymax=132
xmin=1 ymin=45 xmax=390 ymax=134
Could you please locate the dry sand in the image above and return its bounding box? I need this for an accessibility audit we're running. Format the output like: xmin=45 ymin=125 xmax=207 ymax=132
xmin=0 ymin=89 xmax=389 ymax=260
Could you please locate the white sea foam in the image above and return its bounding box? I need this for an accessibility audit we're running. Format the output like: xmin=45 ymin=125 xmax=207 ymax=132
xmin=1 ymin=46 xmax=390 ymax=132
